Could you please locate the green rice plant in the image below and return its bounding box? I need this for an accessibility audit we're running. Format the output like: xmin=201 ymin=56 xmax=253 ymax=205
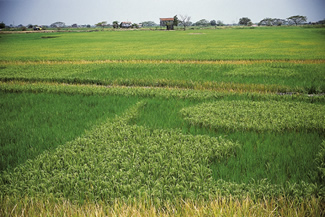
xmin=0 ymin=102 xmax=241 ymax=202
xmin=180 ymin=100 xmax=324 ymax=185
xmin=1 ymin=81 xmax=324 ymax=103
xmin=133 ymin=98 xmax=324 ymax=187
xmin=211 ymin=132 xmax=323 ymax=186
xmin=1 ymin=100 xmax=322 ymax=204
xmin=0 ymin=28 xmax=324 ymax=61
xmin=1 ymin=26 xmax=324 ymax=212
xmin=1 ymin=62 xmax=324 ymax=93
xmin=315 ymin=141 xmax=325 ymax=183
xmin=180 ymin=100 xmax=325 ymax=133
xmin=0 ymin=91 xmax=139 ymax=171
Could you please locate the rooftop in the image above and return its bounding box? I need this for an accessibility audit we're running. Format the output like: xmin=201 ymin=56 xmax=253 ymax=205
xmin=160 ymin=18 xmax=174 ymax=21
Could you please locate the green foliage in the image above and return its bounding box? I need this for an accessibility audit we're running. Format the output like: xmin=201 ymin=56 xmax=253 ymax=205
xmin=2 ymin=81 xmax=324 ymax=103
xmin=210 ymin=20 xmax=217 ymax=26
xmin=0 ymin=28 xmax=324 ymax=210
xmin=141 ymin=21 xmax=157 ymax=27
xmin=0 ymin=81 xmax=224 ymax=100
xmin=0 ymin=102 xmax=240 ymax=202
xmin=315 ymin=141 xmax=325 ymax=182
xmin=1 ymin=62 xmax=324 ymax=93
xmin=180 ymin=100 xmax=325 ymax=133
xmin=0 ymin=22 xmax=5 ymax=29
xmin=239 ymin=17 xmax=252 ymax=26
xmin=133 ymin=98 xmax=324 ymax=187
xmin=259 ymin=18 xmax=285 ymax=26
xmin=194 ymin=19 xmax=210 ymax=26
xmin=1 ymin=28 xmax=324 ymax=61
xmin=0 ymin=91 xmax=139 ymax=171
xmin=112 ymin=21 xmax=119 ymax=29
xmin=50 ymin=22 xmax=65 ymax=28
xmin=1 ymin=100 xmax=322 ymax=203
xmin=287 ymin=15 xmax=307 ymax=25
xmin=211 ymin=132 xmax=322 ymax=185
xmin=173 ymin=15 xmax=179 ymax=26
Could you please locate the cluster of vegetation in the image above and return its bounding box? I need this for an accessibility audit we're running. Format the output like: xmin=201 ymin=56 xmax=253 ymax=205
xmin=0 ymin=101 xmax=239 ymax=201
xmin=180 ymin=101 xmax=325 ymax=132
xmin=0 ymin=27 xmax=324 ymax=216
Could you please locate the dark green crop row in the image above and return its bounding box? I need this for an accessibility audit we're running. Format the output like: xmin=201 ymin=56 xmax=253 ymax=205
xmin=1 ymin=81 xmax=324 ymax=103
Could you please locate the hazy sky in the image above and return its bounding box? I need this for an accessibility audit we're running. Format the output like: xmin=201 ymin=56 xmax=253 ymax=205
xmin=0 ymin=0 xmax=324 ymax=26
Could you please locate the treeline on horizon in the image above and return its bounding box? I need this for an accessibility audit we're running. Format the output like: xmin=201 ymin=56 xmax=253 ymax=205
xmin=1 ymin=14 xmax=325 ymax=30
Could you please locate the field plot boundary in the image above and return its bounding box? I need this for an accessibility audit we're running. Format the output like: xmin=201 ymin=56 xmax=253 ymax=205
xmin=1 ymin=81 xmax=324 ymax=102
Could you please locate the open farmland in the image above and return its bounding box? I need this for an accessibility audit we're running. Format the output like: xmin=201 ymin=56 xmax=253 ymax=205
xmin=0 ymin=27 xmax=325 ymax=216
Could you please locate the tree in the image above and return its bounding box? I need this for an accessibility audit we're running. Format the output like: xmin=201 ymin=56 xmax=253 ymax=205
xmin=50 ymin=22 xmax=65 ymax=28
xmin=318 ymin=19 xmax=325 ymax=25
xmin=173 ymin=15 xmax=179 ymax=27
xmin=112 ymin=21 xmax=119 ymax=29
xmin=273 ymin=18 xmax=285 ymax=26
xmin=132 ymin=23 xmax=139 ymax=29
xmin=179 ymin=14 xmax=191 ymax=31
xmin=238 ymin=17 xmax=251 ymax=26
xmin=141 ymin=21 xmax=157 ymax=27
xmin=259 ymin=18 xmax=286 ymax=26
xmin=217 ymin=20 xmax=224 ymax=26
xmin=287 ymin=15 xmax=307 ymax=25
xmin=0 ymin=22 xmax=5 ymax=29
xmin=195 ymin=19 xmax=209 ymax=26
xmin=27 ymin=24 xmax=33 ymax=29
xmin=210 ymin=20 xmax=217 ymax=26
xmin=96 ymin=21 xmax=107 ymax=30
xmin=259 ymin=18 xmax=273 ymax=26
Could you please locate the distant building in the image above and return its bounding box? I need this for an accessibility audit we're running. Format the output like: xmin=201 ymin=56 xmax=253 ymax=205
xmin=160 ymin=18 xmax=174 ymax=30
xmin=120 ymin=21 xmax=132 ymax=28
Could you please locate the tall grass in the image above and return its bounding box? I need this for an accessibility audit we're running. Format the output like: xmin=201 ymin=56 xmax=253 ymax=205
xmin=1 ymin=196 xmax=323 ymax=217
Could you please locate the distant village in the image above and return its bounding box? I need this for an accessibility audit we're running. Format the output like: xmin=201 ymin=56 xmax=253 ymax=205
xmin=1 ymin=15 xmax=324 ymax=31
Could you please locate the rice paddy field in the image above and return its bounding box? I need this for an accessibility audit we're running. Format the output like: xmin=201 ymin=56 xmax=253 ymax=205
xmin=0 ymin=27 xmax=325 ymax=216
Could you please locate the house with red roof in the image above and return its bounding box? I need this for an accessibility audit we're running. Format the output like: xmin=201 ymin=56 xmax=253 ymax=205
xmin=160 ymin=18 xmax=174 ymax=30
